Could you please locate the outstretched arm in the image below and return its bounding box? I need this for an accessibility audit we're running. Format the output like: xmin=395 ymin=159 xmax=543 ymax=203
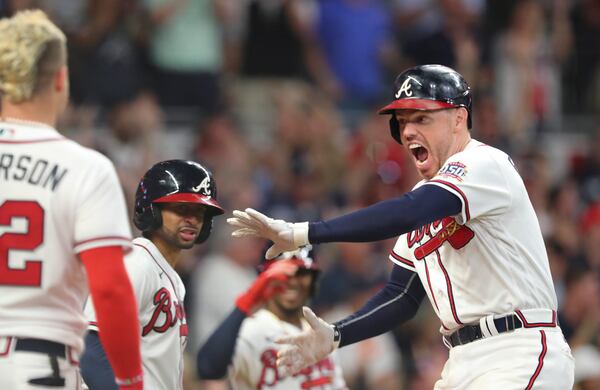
xmin=333 ymin=265 xmax=426 ymax=347
xmin=197 ymin=260 xmax=299 ymax=379
xmin=197 ymin=308 xmax=247 ymax=379
xmin=229 ymin=184 xmax=461 ymax=258
xmin=275 ymin=265 xmax=426 ymax=375
xmin=309 ymin=184 xmax=461 ymax=243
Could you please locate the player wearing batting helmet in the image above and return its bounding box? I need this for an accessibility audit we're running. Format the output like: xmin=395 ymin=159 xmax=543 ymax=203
xmin=229 ymin=64 xmax=575 ymax=389
xmin=196 ymin=246 xmax=347 ymax=389
xmin=80 ymin=160 xmax=224 ymax=390
xmin=0 ymin=10 xmax=143 ymax=390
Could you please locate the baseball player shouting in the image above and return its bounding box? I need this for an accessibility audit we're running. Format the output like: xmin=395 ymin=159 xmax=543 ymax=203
xmin=229 ymin=65 xmax=575 ymax=389
xmin=197 ymin=247 xmax=347 ymax=389
xmin=0 ymin=10 xmax=143 ymax=390
xmin=80 ymin=160 xmax=224 ymax=390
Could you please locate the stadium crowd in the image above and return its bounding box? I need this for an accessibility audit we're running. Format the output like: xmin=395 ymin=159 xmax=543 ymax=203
xmin=1 ymin=0 xmax=598 ymax=389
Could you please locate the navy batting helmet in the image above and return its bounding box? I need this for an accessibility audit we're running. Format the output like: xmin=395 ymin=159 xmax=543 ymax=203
xmin=133 ymin=160 xmax=224 ymax=244
xmin=379 ymin=64 xmax=472 ymax=144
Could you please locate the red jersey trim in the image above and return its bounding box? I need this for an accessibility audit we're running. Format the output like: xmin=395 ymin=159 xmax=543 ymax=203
xmin=426 ymin=180 xmax=471 ymax=221
xmin=423 ymin=258 xmax=440 ymax=312
xmin=525 ymin=330 xmax=547 ymax=390
xmin=0 ymin=337 xmax=12 ymax=356
xmin=389 ymin=251 xmax=415 ymax=268
xmin=436 ymin=251 xmax=463 ymax=325
xmin=515 ymin=310 xmax=557 ymax=328
xmin=75 ymin=236 xmax=131 ymax=246
xmin=0 ymin=138 xmax=65 ymax=144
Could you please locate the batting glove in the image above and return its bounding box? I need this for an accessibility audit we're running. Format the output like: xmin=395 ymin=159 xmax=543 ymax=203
xmin=235 ymin=260 xmax=299 ymax=314
xmin=227 ymin=208 xmax=309 ymax=259
xmin=275 ymin=306 xmax=338 ymax=376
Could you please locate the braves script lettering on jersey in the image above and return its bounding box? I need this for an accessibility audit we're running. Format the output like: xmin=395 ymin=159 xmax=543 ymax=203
xmin=390 ymin=139 xmax=557 ymax=333
xmin=85 ymin=237 xmax=187 ymax=390
xmin=230 ymin=309 xmax=346 ymax=390
xmin=0 ymin=122 xmax=132 ymax=354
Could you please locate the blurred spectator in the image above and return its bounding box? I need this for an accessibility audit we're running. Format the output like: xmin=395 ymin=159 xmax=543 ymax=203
xmin=580 ymin=202 xmax=600 ymax=271
xmin=492 ymin=0 xmax=567 ymax=150
xmin=570 ymin=131 xmax=600 ymax=205
xmin=557 ymin=263 xmax=600 ymax=348
xmin=546 ymin=178 xmax=584 ymax=259
xmin=315 ymin=241 xmax=388 ymax=309
xmin=264 ymin=86 xmax=347 ymax=220
xmin=229 ymin=0 xmax=337 ymax=149
xmin=65 ymin=0 xmax=146 ymax=107
xmin=572 ymin=344 xmax=600 ymax=390
xmin=563 ymin=0 xmax=600 ymax=114
xmin=141 ymin=0 xmax=228 ymax=113
xmin=2 ymin=2 xmax=597 ymax=388
xmin=94 ymin=92 xmax=166 ymax=213
xmin=190 ymin=235 xmax=265 ymax=351
xmin=393 ymin=0 xmax=484 ymax=72
xmin=315 ymin=0 xmax=395 ymax=129
xmin=345 ymin=112 xmax=417 ymax=206
xmin=189 ymin=234 xmax=264 ymax=389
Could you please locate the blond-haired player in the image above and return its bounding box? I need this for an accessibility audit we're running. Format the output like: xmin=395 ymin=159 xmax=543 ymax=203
xmin=0 ymin=10 xmax=143 ymax=390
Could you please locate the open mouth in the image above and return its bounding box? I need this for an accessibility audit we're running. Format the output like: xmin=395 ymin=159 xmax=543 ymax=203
xmin=179 ymin=228 xmax=198 ymax=241
xmin=409 ymin=143 xmax=429 ymax=164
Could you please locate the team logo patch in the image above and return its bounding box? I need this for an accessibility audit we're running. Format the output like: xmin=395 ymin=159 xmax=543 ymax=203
xmin=438 ymin=162 xmax=467 ymax=181
xmin=192 ymin=177 xmax=211 ymax=195
xmin=395 ymin=76 xmax=421 ymax=98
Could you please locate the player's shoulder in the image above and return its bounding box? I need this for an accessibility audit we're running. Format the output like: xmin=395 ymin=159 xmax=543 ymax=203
xmin=447 ymin=139 xmax=512 ymax=168
xmin=239 ymin=309 xmax=278 ymax=340
xmin=126 ymin=238 xmax=161 ymax=270
xmin=67 ymin=141 xmax=116 ymax=170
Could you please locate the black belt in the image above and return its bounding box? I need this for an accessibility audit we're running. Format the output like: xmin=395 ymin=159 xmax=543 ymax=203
xmin=14 ymin=338 xmax=67 ymax=358
xmin=444 ymin=314 xmax=523 ymax=347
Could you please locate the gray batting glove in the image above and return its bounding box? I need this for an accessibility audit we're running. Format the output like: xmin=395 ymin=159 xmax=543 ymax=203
xmin=227 ymin=208 xmax=309 ymax=259
xmin=275 ymin=306 xmax=337 ymax=376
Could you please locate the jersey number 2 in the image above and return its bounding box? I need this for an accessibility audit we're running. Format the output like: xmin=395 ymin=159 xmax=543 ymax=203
xmin=0 ymin=200 xmax=44 ymax=286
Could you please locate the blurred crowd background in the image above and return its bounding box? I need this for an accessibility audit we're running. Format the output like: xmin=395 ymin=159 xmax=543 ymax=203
xmin=2 ymin=0 xmax=598 ymax=389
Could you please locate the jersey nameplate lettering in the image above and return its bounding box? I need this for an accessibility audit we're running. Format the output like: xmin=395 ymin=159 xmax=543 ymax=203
xmin=0 ymin=153 xmax=68 ymax=191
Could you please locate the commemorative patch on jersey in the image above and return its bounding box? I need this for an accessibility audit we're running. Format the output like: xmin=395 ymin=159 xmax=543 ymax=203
xmin=438 ymin=162 xmax=467 ymax=181
xmin=0 ymin=127 xmax=16 ymax=137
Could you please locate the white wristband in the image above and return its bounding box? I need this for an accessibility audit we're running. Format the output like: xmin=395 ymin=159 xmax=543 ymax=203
xmin=292 ymin=222 xmax=310 ymax=247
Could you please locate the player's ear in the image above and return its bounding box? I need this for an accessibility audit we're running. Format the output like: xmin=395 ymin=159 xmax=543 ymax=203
xmin=455 ymin=107 xmax=468 ymax=129
xmin=53 ymin=66 xmax=68 ymax=92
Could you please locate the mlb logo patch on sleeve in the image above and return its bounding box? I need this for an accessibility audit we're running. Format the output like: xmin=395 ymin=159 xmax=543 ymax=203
xmin=438 ymin=162 xmax=468 ymax=181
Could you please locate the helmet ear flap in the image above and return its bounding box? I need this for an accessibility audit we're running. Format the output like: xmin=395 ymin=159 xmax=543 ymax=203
xmin=389 ymin=116 xmax=402 ymax=144
xmin=133 ymin=203 xmax=163 ymax=232
xmin=195 ymin=215 xmax=213 ymax=244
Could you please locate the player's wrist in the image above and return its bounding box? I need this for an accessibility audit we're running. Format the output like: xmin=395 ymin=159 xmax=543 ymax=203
xmin=116 ymin=372 xmax=143 ymax=390
xmin=331 ymin=324 xmax=341 ymax=349
xmin=292 ymin=222 xmax=309 ymax=247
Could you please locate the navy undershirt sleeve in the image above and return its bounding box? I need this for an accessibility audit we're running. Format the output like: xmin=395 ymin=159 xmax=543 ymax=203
xmin=309 ymin=184 xmax=461 ymax=243
xmin=334 ymin=265 xmax=426 ymax=348
xmin=196 ymin=308 xmax=247 ymax=379
xmin=80 ymin=331 xmax=118 ymax=390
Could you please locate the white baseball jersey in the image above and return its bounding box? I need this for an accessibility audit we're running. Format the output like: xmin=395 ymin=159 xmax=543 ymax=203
xmin=389 ymin=139 xmax=557 ymax=334
xmin=230 ymin=309 xmax=347 ymax=390
xmin=0 ymin=121 xmax=132 ymax=354
xmin=84 ymin=237 xmax=187 ymax=390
